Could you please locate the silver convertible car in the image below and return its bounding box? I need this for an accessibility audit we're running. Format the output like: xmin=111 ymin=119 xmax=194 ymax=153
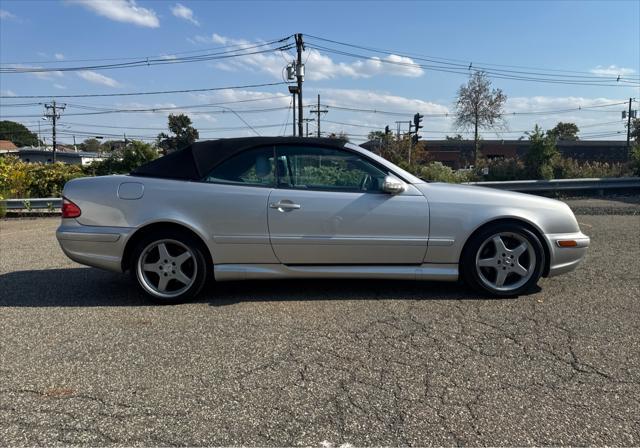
xmin=57 ymin=137 xmax=589 ymax=303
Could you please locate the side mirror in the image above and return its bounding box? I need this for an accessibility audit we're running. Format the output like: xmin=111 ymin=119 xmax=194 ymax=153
xmin=381 ymin=175 xmax=406 ymax=194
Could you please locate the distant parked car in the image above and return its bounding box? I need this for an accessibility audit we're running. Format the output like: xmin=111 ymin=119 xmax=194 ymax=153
xmin=57 ymin=137 xmax=589 ymax=303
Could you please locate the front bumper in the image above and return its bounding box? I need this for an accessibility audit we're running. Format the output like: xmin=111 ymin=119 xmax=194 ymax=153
xmin=56 ymin=220 xmax=133 ymax=272
xmin=545 ymin=231 xmax=590 ymax=277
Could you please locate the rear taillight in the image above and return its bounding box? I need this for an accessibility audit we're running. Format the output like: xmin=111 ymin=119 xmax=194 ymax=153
xmin=61 ymin=197 xmax=81 ymax=218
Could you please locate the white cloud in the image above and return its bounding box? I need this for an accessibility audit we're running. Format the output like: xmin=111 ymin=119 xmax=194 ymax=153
xmin=193 ymin=34 xmax=424 ymax=80
xmin=69 ymin=0 xmax=159 ymax=28
xmin=589 ymin=65 xmax=636 ymax=77
xmin=303 ymin=50 xmax=424 ymax=80
xmin=0 ymin=9 xmax=16 ymax=20
xmin=77 ymin=70 xmax=121 ymax=87
xmin=160 ymin=54 xmax=177 ymax=60
xmin=190 ymin=89 xmax=291 ymax=107
xmin=1 ymin=89 xmax=17 ymax=97
xmin=171 ymin=3 xmax=199 ymax=25
xmin=9 ymin=64 xmax=64 ymax=80
xmin=53 ymin=83 xmax=67 ymax=90
xmin=211 ymin=33 xmax=227 ymax=44
xmin=319 ymin=88 xmax=449 ymax=114
xmin=54 ymin=53 xmax=65 ymax=61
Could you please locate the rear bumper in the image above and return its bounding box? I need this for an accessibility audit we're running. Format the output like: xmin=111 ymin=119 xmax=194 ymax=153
xmin=545 ymin=231 xmax=590 ymax=277
xmin=56 ymin=220 xmax=133 ymax=272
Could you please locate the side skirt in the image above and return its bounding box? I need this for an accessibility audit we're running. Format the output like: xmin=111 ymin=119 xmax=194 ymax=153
xmin=213 ymin=263 xmax=458 ymax=282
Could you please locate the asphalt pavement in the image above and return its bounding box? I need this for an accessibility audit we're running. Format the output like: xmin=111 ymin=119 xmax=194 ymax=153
xmin=0 ymin=206 xmax=639 ymax=446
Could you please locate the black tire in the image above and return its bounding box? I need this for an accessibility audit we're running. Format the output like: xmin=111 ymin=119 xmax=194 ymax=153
xmin=130 ymin=229 xmax=209 ymax=304
xmin=461 ymin=222 xmax=545 ymax=297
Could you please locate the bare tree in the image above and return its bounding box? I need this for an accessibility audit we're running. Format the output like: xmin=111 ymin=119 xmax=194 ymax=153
xmin=454 ymin=72 xmax=507 ymax=164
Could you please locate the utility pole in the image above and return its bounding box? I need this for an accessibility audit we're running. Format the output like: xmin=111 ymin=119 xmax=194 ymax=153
xmin=295 ymin=33 xmax=304 ymax=138
xmin=627 ymin=97 xmax=634 ymax=150
xmin=44 ymin=100 xmax=65 ymax=163
xmin=310 ymin=94 xmax=328 ymax=138
xmin=395 ymin=121 xmax=411 ymax=140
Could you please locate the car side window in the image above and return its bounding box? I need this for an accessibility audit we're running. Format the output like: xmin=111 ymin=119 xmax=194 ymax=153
xmin=203 ymin=147 xmax=275 ymax=187
xmin=275 ymin=146 xmax=388 ymax=192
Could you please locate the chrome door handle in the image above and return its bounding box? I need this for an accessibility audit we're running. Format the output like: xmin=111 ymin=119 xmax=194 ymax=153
xmin=269 ymin=201 xmax=301 ymax=211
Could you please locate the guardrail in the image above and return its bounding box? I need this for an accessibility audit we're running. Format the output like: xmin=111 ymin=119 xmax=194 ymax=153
xmin=2 ymin=177 xmax=639 ymax=211
xmin=467 ymin=177 xmax=640 ymax=193
xmin=4 ymin=198 xmax=61 ymax=210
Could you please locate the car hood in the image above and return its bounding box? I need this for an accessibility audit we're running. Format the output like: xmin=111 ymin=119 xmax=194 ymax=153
xmin=416 ymin=181 xmax=568 ymax=210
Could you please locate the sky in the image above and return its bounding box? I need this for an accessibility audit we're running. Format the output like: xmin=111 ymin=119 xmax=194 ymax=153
xmin=0 ymin=0 xmax=639 ymax=145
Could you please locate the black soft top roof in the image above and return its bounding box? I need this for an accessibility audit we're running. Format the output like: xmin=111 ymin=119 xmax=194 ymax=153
xmin=131 ymin=137 xmax=349 ymax=180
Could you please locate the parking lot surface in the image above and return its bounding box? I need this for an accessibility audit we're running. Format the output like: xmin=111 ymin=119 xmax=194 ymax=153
xmin=1 ymin=211 xmax=639 ymax=446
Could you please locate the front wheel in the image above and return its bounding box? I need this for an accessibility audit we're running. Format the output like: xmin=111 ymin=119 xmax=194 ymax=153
xmin=131 ymin=230 xmax=208 ymax=304
xmin=461 ymin=223 xmax=545 ymax=297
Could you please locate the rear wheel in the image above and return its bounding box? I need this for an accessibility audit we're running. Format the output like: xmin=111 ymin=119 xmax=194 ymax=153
xmin=131 ymin=230 xmax=208 ymax=304
xmin=461 ymin=223 xmax=545 ymax=297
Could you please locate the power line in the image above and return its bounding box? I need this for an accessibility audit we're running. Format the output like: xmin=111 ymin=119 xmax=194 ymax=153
xmin=304 ymin=35 xmax=640 ymax=86
xmin=322 ymin=101 xmax=628 ymax=117
xmin=1 ymin=39 xmax=295 ymax=74
xmin=0 ymin=105 xmax=311 ymax=119
xmin=0 ymin=81 xmax=290 ymax=99
xmin=305 ymin=43 xmax=640 ymax=88
xmin=305 ymin=34 xmax=640 ymax=80
xmin=1 ymin=35 xmax=295 ymax=66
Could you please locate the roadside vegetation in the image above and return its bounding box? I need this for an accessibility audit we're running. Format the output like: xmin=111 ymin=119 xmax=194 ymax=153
xmin=0 ymin=114 xmax=639 ymax=208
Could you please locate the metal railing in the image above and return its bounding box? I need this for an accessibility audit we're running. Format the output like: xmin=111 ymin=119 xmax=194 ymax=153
xmin=467 ymin=177 xmax=640 ymax=192
xmin=2 ymin=177 xmax=639 ymax=211
xmin=4 ymin=198 xmax=61 ymax=210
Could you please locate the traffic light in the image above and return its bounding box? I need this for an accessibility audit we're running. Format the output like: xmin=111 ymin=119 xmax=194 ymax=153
xmin=384 ymin=125 xmax=391 ymax=135
xmin=413 ymin=113 xmax=424 ymax=132
xmin=412 ymin=113 xmax=423 ymax=146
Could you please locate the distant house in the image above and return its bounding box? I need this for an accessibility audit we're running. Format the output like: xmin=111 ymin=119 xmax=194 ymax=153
xmin=0 ymin=147 xmax=104 ymax=165
xmin=0 ymin=140 xmax=18 ymax=151
xmin=361 ymin=139 xmax=630 ymax=169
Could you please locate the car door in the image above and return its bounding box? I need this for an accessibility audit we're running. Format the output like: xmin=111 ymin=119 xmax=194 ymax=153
xmin=267 ymin=144 xmax=429 ymax=265
xmin=200 ymin=145 xmax=278 ymax=264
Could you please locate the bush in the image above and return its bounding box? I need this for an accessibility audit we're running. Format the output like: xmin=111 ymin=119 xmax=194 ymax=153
xmin=524 ymin=125 xmax=560 ymax=180
xmin=0 ymin=156 xmax=84 ymax=198
xmin=552 ymin=157 xmax=632 ymax=179
xmin=631 ymin=144 xmax=640 ymax=176
xmin=474 ymin=158 xmax=526 ymax=181
xmin=0 ymin=191 xmax=6 ymax=218
xmin=412 ymin=161 xmax=475 ymax=183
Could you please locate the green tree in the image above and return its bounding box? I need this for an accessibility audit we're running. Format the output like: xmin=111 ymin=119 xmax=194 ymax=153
xmin=157 ymin=114 xmax=199 ymax=154
xmin=629 ymin=118 xmax=640 ymax=142
xmin=445 ymin=134 xmax=464 ymax=141
xmin=547 ymin=122 xmax=580 ymax=141
xmin=367 ymin=130 xmax=386 ymax=140
xmin=630 ymin=118 xmax=640 ymax=176
xmin=327 ymin=131 xmax=350 ymax=142
xmin=454 ymin=72 xmax=507 ymax=164
xmin=0 ymin=120 xmax=39 ymax=147
xmin=524 ymin=125 xmax=559 ymax=180
xmin=84 ymin=141 xmax=158 ymax=176
xmin=78 ymin=138 xmax=102 ymax=152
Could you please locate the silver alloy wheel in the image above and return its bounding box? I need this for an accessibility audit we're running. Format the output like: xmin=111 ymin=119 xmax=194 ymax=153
xmin=136 ymin=239 xmax=197 ymax=299
xmin=475 ymin=232 xmax=536 ymax=292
